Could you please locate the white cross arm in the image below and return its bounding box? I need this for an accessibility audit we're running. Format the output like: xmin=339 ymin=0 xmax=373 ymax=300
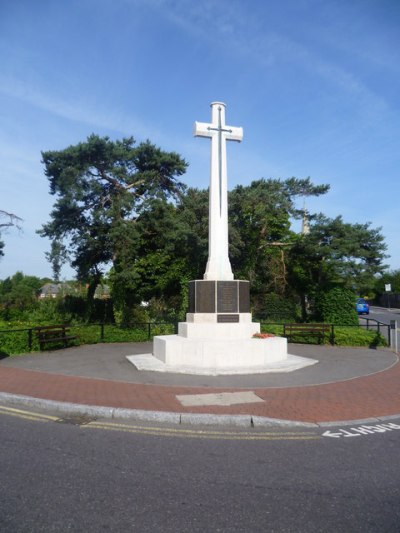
xmin=193 ymin=121 xmax=212 ymax=138
xmin=193 ymin=121 xmax=243 ymax=142
xmin=225 ymin=126 xmax=243 ymax=142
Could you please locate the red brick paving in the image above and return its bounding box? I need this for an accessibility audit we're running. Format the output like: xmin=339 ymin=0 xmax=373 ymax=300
xmin=0 ymin=362 xmax=400 ymax=423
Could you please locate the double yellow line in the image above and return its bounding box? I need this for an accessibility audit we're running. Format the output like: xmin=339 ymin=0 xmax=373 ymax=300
xmin=0 ymin=405 xmax=59 ymax=423
xmin=0 ymin=405 xmax=320 ymax=441
xmin=82 ymin=421 xmax=320 ymax=440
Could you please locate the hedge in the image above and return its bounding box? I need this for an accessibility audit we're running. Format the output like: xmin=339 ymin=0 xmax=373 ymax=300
xmin=260 ymin=323 xmax=387 ymax=347
xmin=313 ymin=287 xmax=359 ymax=325
xmin=0 ymin=321 xmax=387 ymax=356
xmin=0 ymin=322 xmax=176 ymax=356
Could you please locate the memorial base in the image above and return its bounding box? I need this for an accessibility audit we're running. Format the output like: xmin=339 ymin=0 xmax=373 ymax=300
xmin=148 ymin=312 xmax=290 ymax=374
xmin=128 ymin=329 xmax=318 ymax=375
xmin=127 ymin=313 xmax=319 ymax=376
xmin=153 ymin=333 xmax=288 ymax=370
xmin=126 ymin=278 xmax=317 ymax=375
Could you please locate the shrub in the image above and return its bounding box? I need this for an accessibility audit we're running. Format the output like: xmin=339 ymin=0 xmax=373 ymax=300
xmin=333 ymin=327 xmax=387 ymax=347
xmin=313 ymin=287 xmax=359 ymax=325
xmin=29 ymin=299 xmax=72 ymax=325
xmin=254 ymin=293 xmax=299 ymax=322
xmin=0 ymin=321 xmax=177 ymax=355
xmin=260 ymin=323 xmax=284 ymax=336
xmin=260 ymin=322 xmax=387 ymax=347
xmin=0 ymin=329 xmax=39 ymax=354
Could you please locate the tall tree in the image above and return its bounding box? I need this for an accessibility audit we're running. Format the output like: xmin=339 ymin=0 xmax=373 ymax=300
xmin=39 ymin=134 xmax=187 ymax=319
xmin=228 ymin=178 xmax=329 ymax=310
xmin=132 ymin=178 xmax=330 ymax=318
xmin=118 ymin=189 xmax=209 ymax=320
xmin=288 ymin=215 xmax=388 ymax=318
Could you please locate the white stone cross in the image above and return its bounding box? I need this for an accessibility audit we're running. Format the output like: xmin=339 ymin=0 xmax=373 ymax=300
xmin=194 ymin=102 xmax=243 ymax=280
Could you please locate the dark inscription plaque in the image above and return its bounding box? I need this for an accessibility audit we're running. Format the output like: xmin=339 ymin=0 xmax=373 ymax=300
xmin=217 ymin=281 xmax=238 ymax=313
xmin=195 ymin=281 xmax=215 ymax=313
xmin=239 ymin=281 xmax=250 ymax=313
xmin=217 ymin=314 xmax=240 ymax=323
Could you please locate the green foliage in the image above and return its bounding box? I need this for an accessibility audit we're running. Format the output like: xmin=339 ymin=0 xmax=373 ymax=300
xmin=46 ymin=240 xmax=67 ymax=282
xmin=0 ymin=328 xmax=39 ymax=355
xmin=0 ymin=316 xmax=387 ymax=355
xmin=313 ymin=287 xmax=359 ymax=325
xmin=109 ymin=189 xmax=207 ymax=322
xmin=0 ymin=321 xmax=177 ymax=355
xmin=39 ymin=134 xmax=188 ymax=318
xmin=0 ymin=272 xmax=44 ymax=319
xmin=288 ymin=215 xmax=388 ymax=308
xmin=229 ymin=178 xmax=329 ymax=296
xmin=46 ymin=295 xmax=114 ymax=324
xmin=260 ymin=323 xmax=285 ymax=336
xmin=374 ymin=269 xmax=400 ymax=298
xmin=260 ymin=323 xmax=387 ymax=347
xmin=0 ymin=272 xmax=115 ymax=325
xmin=28 ymin=299 xmax=70 ymax=324
xmin=177 ymin=276 xmax=190 ymax=321
xmin=333 ymin=327 xmax=387 ymax=347
xmin=37 ymin=154 xmax=389 ymax=322
xmin=254 ymin=293 xmax=299 ymax=322
xmin=69 ymin=323 xmax=175 ymax=346
xmin=33 ymin=144 xmax=388 ymax=323
xmin=176 ymin=188 xmax=209 ymax=280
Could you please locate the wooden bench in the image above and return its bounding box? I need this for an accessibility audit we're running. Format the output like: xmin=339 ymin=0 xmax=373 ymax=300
xmin=35 ymin=325 xmax=77 ymax=351
xmin=283 ymin=323 xmax=334 ymax=345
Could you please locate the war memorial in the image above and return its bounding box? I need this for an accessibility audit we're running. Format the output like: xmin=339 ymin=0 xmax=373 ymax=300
xmin=128 ymin=102 xmax=316 ymax=375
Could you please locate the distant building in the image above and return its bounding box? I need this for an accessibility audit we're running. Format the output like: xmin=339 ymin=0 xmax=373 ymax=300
xmin=94 ymin=284 xmax=110 ymax=300
xmin=38 ymin=283 xmax=63 ymax=299
xmin=38 ymin=283 xmax=75 ymax=299
xmin=39 ymin=282 xmax=110 ymax=300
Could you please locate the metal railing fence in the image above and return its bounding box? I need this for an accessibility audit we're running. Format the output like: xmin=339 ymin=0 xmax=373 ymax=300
xmin=259 ymin=317 xmax=391 ymax=346
xmin=0 ymin=321 xmax=178 ymax=353
xmin=0 ymin=317 xmax=392 ymax=354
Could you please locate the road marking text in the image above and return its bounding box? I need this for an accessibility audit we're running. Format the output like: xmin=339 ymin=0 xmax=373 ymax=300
xmin=323 ymin=423 xmax=400 ymax=438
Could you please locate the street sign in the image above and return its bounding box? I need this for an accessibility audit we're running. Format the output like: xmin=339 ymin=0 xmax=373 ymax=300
xmin=385 ymin=283 xmax=392 ymax=292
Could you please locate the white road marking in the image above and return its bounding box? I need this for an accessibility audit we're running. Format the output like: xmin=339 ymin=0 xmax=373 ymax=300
xmin=323 ymin=422 xmax=400 ymax=438
xmin=176 ymin=391 xmax=265 ymax=407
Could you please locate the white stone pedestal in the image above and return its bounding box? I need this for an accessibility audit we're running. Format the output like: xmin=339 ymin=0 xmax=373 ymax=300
xmin=146 ymin=312 xmax=289 ymax=374
xmin=153 ymin=333 xmax=288 ymax=369
xmin=127 ymin=313 xmax=318 ymax=375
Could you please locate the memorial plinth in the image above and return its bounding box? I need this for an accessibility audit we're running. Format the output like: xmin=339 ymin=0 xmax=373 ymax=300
xmin=153 ymin=281 xmax=288 ymax=371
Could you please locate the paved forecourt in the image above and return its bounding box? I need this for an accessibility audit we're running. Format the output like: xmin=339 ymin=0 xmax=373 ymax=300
xmin=0 ymin=342 xmax=399 ymax=426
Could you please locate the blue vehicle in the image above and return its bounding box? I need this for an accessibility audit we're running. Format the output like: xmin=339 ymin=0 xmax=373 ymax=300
xmin=356 ymin=298 xmax=369 ymax=315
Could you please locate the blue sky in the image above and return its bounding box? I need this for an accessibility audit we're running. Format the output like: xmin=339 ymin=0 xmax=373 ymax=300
xmin=0 ymin=0 xmax=399 ymax=280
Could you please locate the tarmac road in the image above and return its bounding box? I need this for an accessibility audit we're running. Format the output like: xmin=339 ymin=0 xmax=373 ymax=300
xmin=1 ymin=334 xmax=400 ymax=531
xmin=1 ymin=407 xmax=400 ymax=532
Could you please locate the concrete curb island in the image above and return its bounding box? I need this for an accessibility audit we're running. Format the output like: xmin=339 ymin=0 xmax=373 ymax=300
xmin=1 ymin=343 xmax=399 ymax=428
xmin=2 ymin=390 xmax=400 ymax=429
